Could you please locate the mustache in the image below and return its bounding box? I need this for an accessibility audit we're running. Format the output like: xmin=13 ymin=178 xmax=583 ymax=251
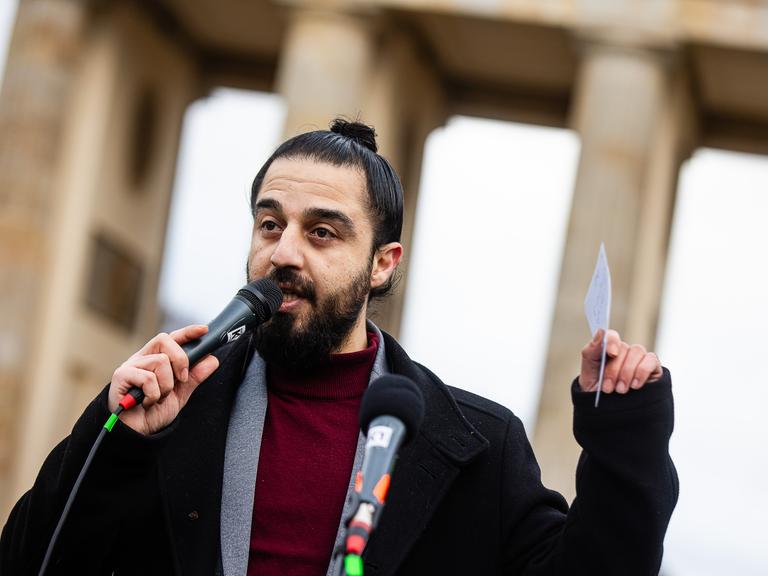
xmin=267 ymin=268 xmax=317 ymax=303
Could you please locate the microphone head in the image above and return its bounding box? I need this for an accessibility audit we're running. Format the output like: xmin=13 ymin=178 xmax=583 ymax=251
xmin=237 ymin=278 xmax=283 ymax=322
xmin=360 ymin=375 xmax=424 ymax=444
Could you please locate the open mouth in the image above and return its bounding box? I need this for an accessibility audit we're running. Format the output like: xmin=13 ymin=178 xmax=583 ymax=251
xmin=278 ymin=283 xmax=312 ymax=305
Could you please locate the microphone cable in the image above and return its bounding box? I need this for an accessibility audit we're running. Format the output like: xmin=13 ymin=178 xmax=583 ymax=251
xmin=37 ymin=388 xmax=144 ymax=576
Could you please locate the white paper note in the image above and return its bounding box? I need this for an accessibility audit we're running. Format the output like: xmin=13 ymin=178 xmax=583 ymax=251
xmin=584 ymin=243 xmax=611 ymax=407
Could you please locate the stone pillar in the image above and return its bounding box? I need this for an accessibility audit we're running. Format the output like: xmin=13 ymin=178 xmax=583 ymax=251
xmin=362 ymin=29 xmax=446 ymax=337
xmin=624 ymin=69 xmax=696 ymax=345
xmin=3 ymin=0 xmax=198 ymax=519
xmin=275 ymin=8 xmax=445 ymax=335
xmin=276 ymin=8 xmax=376 ymax=137
xmin=533 ymin=39 xmax=689 ymax=499
xmin=0 ymin=0 xmax=87 ymax=519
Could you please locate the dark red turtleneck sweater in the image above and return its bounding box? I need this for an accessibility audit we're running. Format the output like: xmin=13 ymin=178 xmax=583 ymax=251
xmin=247 ymin=332 xmax=379 ymax=576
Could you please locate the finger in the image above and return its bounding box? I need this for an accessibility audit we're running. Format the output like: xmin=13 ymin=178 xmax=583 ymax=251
xmin=602 ymin=341 xmax=629 ymax=394
xmin=133 ymin=332 xmax=171 ymax=359
xmin=631 ymin=353 xmax=662 ymax=389
xmin=605 ymin=329 xmax=622 ymax=358
xmin=188 ymin=354 xmax=219 ymax=385
xmin=579 ymin=330 xmax=609 ymax=391
xmin=169 ymin=324 xmax=209 ymax=346
xmin=151 ymin=332 xmax=191 ymax=383
xmin=124 ymin=366 xmax=160 ymax=408
xmin=132 ymin=353 xmax=175 ymax=399
xmin=617 ymin=344 xmax=647 ymax=393
xmin=135 ymin=352 xmax=175 ymax=399
xmin=131 ymin=329 xmax=202 ymax=381
xmin=581 ymin=329 xmax=605 ymax=363
xmin=175 ymin=355 xmax=220 ymax=407
xmin=167 ymin=325 xmax=208 ymax=382
xmin=647 ymin=353 xmax=663 ymax=382
xmin=111 ymin=364 xmax=133 ymax=396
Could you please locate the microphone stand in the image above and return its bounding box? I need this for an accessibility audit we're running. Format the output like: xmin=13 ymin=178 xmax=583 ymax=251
xmin=331 ymin=547 xmax=347 ymax=576
xmin=332 ymin=492 xmax=366 ymax=576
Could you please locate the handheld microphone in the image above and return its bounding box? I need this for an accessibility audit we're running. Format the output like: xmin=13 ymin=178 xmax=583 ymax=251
xmin=179 ymin=278 xmax=283 ymax=365
xmin=343 ymin=375 xmax=425 ymax=563
xmin=120 ymin=278 xmax=283 ymax=409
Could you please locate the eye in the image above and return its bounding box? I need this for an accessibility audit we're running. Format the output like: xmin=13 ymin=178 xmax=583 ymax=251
xmin=311 ymin=227 xmax=336 ymax=241
xmin=259 ymin=219 xmax=282 ymax=235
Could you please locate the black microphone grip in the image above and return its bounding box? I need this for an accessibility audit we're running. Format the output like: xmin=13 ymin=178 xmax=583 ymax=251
xmin=179 ymin=295 xmax=261 ymax=365
xmin=119 ymin=279 xmax=282 ymax=410
xmin=357 ymin=415 xmax=407 ymax=507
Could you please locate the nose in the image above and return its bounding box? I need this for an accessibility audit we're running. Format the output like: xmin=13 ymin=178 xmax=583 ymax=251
xmin=269 ymin=226 xmax=304 ymax=270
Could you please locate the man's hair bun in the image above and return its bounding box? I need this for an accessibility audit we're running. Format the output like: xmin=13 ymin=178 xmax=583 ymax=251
xmin=330 ymin=118 xmax=378 ymax=153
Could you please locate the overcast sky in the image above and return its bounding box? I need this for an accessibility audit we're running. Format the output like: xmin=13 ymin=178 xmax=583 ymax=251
xmin=0 ymin=0 xmax=16 ymax=85
xmin=2 ymin=2 xmax=767 ymax=573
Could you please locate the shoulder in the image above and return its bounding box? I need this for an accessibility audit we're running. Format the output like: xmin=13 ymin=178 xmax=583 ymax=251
xmin=380 ymin=330 xmax=523 ymax=449
xmin=414 ymin=359 xmax=531 ymax=449
xmin=380 ymin=330 xmax=515 ymax=421
xmin=415 ymin=359 xmax=515 ymax=423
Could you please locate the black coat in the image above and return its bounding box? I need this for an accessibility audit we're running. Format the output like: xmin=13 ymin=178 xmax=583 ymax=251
xmin=1 ymin=332 xmax=677 ymax=575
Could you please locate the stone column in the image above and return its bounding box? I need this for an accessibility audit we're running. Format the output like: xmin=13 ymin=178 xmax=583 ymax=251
xmin=533 ymin=39 xmax=690 ymax=499
xmin=274 ymin=8 xmax=445 ymax=335
xmin=0 ymin=0 xmax=87 ymax=519
xmin=361 ymin=29 xmax=446 ymax=337
xmin=3 ymin=0 xmax=198 ymax=518
xmin=275 ymin=7 xmax=376 ymax=137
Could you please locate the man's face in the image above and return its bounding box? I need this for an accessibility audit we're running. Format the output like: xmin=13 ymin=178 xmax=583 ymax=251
xmin=247 ymin=157 xmax=386 ymax=368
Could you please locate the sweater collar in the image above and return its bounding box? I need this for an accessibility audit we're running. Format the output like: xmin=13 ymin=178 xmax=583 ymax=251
xmin=266 ymin=332 xmax=379 ymax=400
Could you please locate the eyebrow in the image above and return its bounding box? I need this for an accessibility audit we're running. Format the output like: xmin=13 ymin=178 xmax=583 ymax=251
xmin=304 ymin=207 xmax=357 ymax=238
xmin=254 ymin=198 xmax=282 ymax=214
xmin=254 ymin=198 xmax=357 ymax=238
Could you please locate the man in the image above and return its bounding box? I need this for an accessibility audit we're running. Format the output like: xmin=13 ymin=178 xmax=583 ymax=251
xmin=1 ymin=119 xmax=677 ymax=575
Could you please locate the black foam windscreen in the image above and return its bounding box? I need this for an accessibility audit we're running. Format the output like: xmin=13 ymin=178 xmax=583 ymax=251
xmin=360 ymin=375 xmax=425 ymax=443
xmin=238 ymin=278 xmax=283 ymax=321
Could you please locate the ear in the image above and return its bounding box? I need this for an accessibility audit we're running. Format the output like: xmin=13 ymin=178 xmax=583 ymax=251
xmin=370 ymin=242 xmax=403 ymax=290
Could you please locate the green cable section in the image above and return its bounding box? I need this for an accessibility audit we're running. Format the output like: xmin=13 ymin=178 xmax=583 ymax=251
xmin=344 ymin=554 xmax=363 ymax=576
xmin=103 ymin=413 xmax=119 ymax=432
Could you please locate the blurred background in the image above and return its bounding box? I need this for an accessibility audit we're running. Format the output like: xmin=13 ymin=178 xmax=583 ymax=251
xmin=1 ymin=0 xmax=767 ymax=573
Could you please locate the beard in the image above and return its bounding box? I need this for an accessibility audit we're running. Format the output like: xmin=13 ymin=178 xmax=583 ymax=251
xmin=253 ymin=265 xmax=371 ymax=373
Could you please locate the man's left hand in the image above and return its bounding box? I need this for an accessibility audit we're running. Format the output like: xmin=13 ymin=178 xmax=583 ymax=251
xmin=579 ymin=329 xmax=663 ymax=394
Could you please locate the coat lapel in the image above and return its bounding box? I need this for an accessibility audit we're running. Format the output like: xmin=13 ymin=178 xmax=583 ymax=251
xmin=362 ymin=334 xmax=489 ymax=576
xmin=157 ymin=335 xmax=255 ymax=575
xmin=361 ymin=434 xmax=461 ymax=576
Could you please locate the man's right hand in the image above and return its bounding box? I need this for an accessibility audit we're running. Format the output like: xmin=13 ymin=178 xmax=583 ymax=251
xmin=108 ymin=325 xmax=220 ymax=435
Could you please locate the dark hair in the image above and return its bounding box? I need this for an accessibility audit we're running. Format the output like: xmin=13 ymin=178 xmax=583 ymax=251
xmin=250 ymin=118 xmax=404 ymax=301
